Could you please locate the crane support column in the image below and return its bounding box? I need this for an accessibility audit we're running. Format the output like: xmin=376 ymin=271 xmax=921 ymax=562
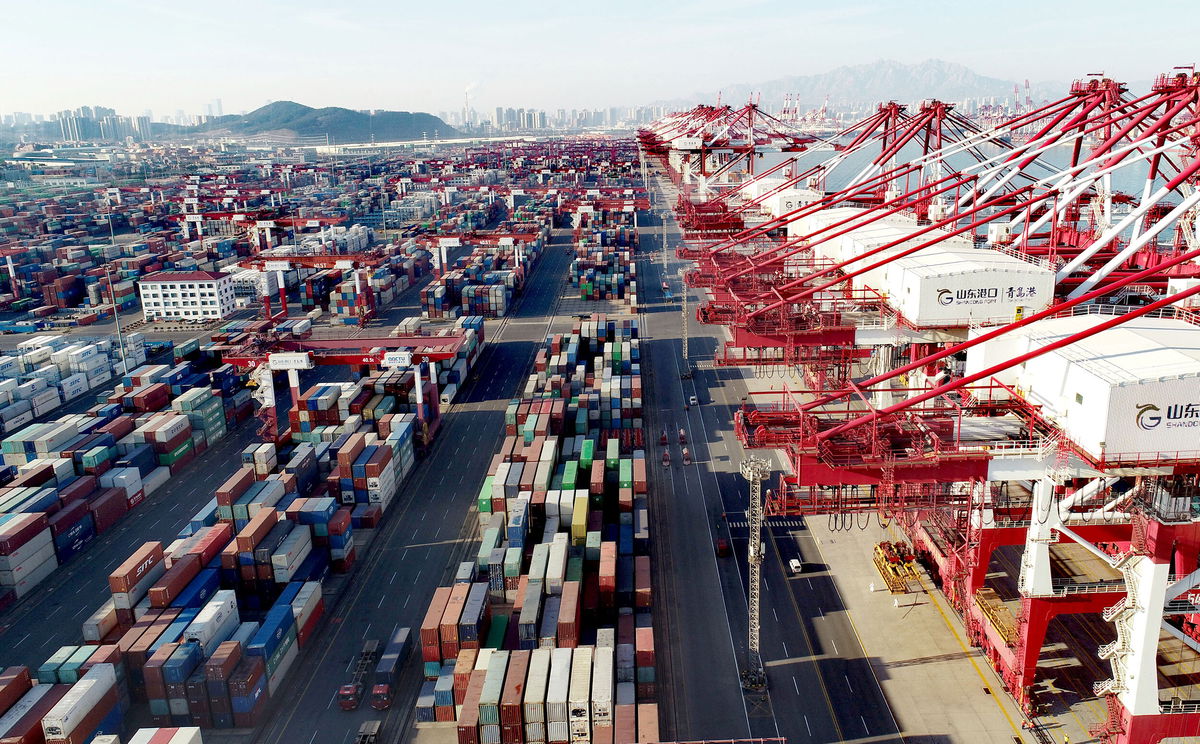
xmin=740 ymin=457 xmax=771 ymax=691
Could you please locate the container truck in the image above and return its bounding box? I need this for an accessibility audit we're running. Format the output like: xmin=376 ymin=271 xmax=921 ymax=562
xmin=369 ymin=626 xmax=412 ymax=710
xmin=338 ymin=639 xmax=380 ymax=710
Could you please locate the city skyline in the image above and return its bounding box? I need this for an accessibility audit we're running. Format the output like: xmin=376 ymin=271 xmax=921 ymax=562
xmin=0 ymin=0 xmax=1181 ymax=117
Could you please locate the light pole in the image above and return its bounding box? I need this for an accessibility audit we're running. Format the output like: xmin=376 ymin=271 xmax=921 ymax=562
xmin=105 ymin=208 xmax=130 ymax=375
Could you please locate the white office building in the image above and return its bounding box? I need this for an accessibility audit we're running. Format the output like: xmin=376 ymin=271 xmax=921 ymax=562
xmin=138 ymin=270 xmax=236 ymax=321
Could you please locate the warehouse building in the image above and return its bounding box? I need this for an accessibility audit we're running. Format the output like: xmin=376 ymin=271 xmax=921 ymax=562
xmin=138 ymin=270 xmax=236 ymax=321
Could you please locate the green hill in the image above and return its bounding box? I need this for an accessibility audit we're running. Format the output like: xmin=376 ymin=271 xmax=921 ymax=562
xmin=197 ymin=101 xmax=458 ymax=143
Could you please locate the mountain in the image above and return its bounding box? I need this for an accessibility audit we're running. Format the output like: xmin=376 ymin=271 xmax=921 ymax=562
xmin=659 ymin=59 xmax=1065 ymax=110
xmin=193 ymin=101 xmax=458 ymax=143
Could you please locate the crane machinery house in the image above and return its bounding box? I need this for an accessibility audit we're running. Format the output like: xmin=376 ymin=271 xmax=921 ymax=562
xmin=138 ymin=270 xmax=237 ymax=321
xmin=964 ymin=315 xmax=1200 ymax=464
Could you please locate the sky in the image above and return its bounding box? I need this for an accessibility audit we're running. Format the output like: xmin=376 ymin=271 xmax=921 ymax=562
xmin=0 ymin=0 xmax=1183 ymax=118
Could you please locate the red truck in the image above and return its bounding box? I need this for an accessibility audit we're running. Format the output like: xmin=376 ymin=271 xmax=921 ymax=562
xmin=338 ymin=639 xmax=380 ymax=710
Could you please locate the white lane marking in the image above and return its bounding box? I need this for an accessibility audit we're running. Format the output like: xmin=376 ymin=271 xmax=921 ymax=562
xmin=389 ymin=572 xmax=397 ymax=585
xmin=792 ymin=676 xmax=800 ymax=695
xmin=12 ymin=633 xmax=29 ymax=648
xmin=803 ymin=714 xmax=812 ymax=736
xmin=772 ymin=607 xmax=778 ymax=621
xmin=781 ymin=641 xmax=788 ymax=656
xmin=403 ymin=595 xmax=411 ymax=608
xmin=831 ymin=639 xmax=838 ymax=655
xmin=845 ymin=674 xmax=854 ymax=692
xmin=377 ymin=594 xmax=386 ymax=609
xmin=861 ymin=716 xmax=869 ymax=735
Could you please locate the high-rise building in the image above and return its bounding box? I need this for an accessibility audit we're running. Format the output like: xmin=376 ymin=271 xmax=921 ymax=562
xmin=134 ymin=116 xmax=153 ymax=141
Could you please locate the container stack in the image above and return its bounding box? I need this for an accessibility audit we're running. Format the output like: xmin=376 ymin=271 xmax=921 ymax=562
xmin=328 ymin=272 xmax=377 ymax=326
xmin=420 ymin=238 xmax=545 ymax=319
xmin=6 ymin=398 xmax=427 ymax=729
xmin=0 ymin=349 xmax=245 ymax=610
xmin=569 ymin=250 xmax=637 ymax=306
xmin=413 ymin=309 xmax=658 ymax=744
xmin=0 ymin=333 xmax=148 ymax=431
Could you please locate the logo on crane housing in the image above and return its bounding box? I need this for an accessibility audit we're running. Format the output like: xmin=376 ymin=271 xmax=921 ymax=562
xmin=1135 ymin=403 xmax=1162 ymax=430
xmin=1135 ymin=402 xmax=1200 ymax=431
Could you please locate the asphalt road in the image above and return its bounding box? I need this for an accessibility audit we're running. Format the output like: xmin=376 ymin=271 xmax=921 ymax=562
xmin=251 ymin=229 xmax=577 ymax=744
xmin=640 ymin=171 xmax=905 ymax=744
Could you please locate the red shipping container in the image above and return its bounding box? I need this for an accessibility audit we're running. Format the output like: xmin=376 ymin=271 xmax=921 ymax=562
xmin=0 ymin=513 xmax=50 ymax=556
xmin=97 ymin=415 xmax=135 ymax=440
xmin=634 ymin=627 xmax=655 ymax=667
xmin=499 ymin=650 xmax=530 ymax=727
xmin=147 ymin=553 xmax=200 ymax=608
xmin=228 ymin=656 xmax=265 ymax=697
xmin=453 ymin=649 xmax=478 ymax=701
xmin=87 ymin=488 xmax=128 ymax=534
xmin=296 ymin=597 xmax=324 ymax=647
xmin=284 ymin=497 xmax=309 ymax=522
xmin=189 ymin=523 xmax=233 ymax=566
xmin=634 ymin=556 xmax=651 ymax=609
xmin=439 ymin=583 xmax=470 ymax=651
xmin=116 ymin=610 xmax=161 ymax=656
xmin=80 ymin=645 xmax=120 ymax=675
xmin=327 ymin=508 xmax=352 ymax=537
xmin=46 ymin=500 xmax=88 ymax=538
xmin=205 ymin=641 xmax=243 ymax=681
xmin=557 ymin=581 xmax=581 ymax=648
xmin=219 ymin=542 xmax=239 ymax=571
xmin=129 ymin=609 xmax=181 ymax=673
xmin=614 ymin=705 xmax=637 ymax=744
xmin=7 ymin=465 xmax=55 ymax=489
xmin=108 ymin=542 xmax=165 ymax=595
xmin=0 ymin=684 xmax=71 ymax=744
xmin=0 ymin=666 xmax=33 ymax=718
xmin=235 ymin=509 xmax=278 ymax=552
xmin=636 ymin=703 xmax=659 ymax=743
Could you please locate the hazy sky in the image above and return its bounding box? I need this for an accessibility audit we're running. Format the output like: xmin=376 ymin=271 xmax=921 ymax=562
xmin=0 ymin=0 xmax=1181 ymax=117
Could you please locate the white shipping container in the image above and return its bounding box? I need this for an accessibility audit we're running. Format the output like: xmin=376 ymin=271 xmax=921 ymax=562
xmin=590 ymin=646 xmax=614 ymax=726
xmin=82 ymin=599 xmax=119 ymax=643
xmin=41 ymin=663 xmax=117 ymax=739
xmin=0 ymin=539 xmax=57 ymax=584
xmin=100 ymin=468 xmax=143 ymax=499
xmin=290 ymin=581 xmax=322 ymax=628
xmin=271 ymin=533 xmax=313 ymax=583
xmin=548 ymin=721 xmax=570 ymax=743
xmin=184 ymin=590 xmax=240 ymax=657
xmin=128 ymin=727 xmax=204 ymax=744
xmin=142 ymin=467 xmax=171 ymax=496
xmin=567 ymin=647 xmax=593 ymax=740
xmin=4 ymin=554 xmax=57 ymax=598
xmin=525 ymin=721 xmax=547 ymax=743
xmin=523 ymin=647 xmax=552 ymax=725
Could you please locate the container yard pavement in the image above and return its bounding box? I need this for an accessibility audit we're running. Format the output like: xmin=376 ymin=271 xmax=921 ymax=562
xmin=247 ymin=229 xmax=578 ymax=744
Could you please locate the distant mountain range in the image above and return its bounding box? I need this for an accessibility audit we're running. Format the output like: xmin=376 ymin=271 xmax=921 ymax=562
xmin=175 ymin=101 xmax=458 ymax=144
xmin=656 ymin=59 xmax=1079 ymax=110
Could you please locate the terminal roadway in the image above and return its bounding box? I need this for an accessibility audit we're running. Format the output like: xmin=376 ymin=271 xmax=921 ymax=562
xmin=639 ymin=176 xmax=905 ymax=744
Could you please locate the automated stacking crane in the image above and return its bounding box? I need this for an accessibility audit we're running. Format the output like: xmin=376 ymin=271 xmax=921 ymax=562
xmin=222 ymin=332 xmax=468 ymax=447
